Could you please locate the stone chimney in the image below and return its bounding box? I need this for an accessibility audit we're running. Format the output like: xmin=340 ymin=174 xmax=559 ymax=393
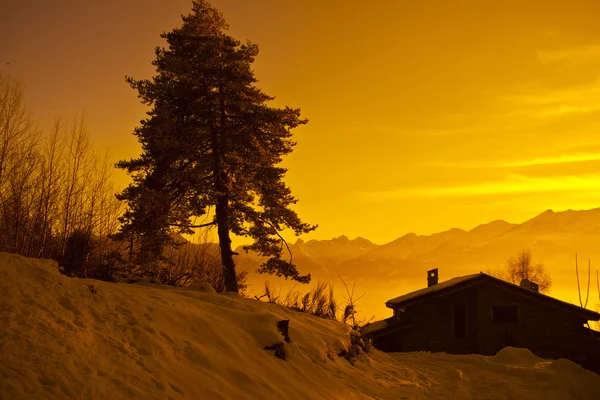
xmin=427 ymin=268 xmax=439 ymax=287
xmin=519 ymin=278 xmax=539 ymax=293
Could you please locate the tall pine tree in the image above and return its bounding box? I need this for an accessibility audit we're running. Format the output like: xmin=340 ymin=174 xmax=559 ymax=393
xmin=116 ymin=0 xmax=316 ymax=292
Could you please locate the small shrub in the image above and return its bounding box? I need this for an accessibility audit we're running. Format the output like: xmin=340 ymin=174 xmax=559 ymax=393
xmin=264 ymin=342 xmax=286 ymax=360
xmin=338 ymin=330 xmax=371 ymax=365
xmin=61 ymin=229 xmax=93 ymax=277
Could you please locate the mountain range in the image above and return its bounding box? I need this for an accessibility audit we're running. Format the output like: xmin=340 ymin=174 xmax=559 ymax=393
xmin=234 ymin=208 xmax=600 ymax=319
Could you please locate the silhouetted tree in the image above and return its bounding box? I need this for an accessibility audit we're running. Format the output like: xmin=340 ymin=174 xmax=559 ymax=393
xmin=502 ymin=248 xmax=552 ymax=293
xmin=116 ymin=0 xmax=316 ymax=292
xmin=61 ymin=229 xmax=93 ymax=277
xmin=0 ymin=74 xmax=39 ymax=255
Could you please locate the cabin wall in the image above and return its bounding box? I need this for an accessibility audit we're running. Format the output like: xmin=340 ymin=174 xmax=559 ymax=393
xmin=372 ymin=281 xmax=590 ymax=356
xmin=375 ymin=287 xmax=479 ymax=353
xmin=372 ymin=329 xmax=405 ymax=352
xmin=474 ymin=281 xmax=586 ymax=355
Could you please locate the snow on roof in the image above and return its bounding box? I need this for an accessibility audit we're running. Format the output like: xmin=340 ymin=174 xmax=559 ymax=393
xmin=361 ymin=316 xmax=411 ymax=337
xmin=386 ymin=273 xmax=482 ymax=306
xmin=385 ymin=272 xmax=600 ymax=321
xmin=362 ymin=318 xmax=393 ymax=336
xmin=2 ymin=252 xmax=600 ymax=399
xmin=362 ymin=318 xmax=388 ymax=334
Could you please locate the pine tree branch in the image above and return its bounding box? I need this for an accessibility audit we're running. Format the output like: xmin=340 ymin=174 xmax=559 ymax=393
xmin=169 ymin=221 xmax=216 ymax=229
xmin=165 ymin=173 xmax=214 ymax=191
xmin=265 ymin=220 xmax=292 ymax=265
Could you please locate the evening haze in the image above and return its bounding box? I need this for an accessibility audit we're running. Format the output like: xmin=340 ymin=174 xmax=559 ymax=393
xmin=3 ymin=0 xmax=600 ymax=246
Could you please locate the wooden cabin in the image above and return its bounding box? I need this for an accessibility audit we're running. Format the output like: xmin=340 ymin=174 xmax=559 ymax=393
xmin=364 ymin=269 xmax=600 ymax=373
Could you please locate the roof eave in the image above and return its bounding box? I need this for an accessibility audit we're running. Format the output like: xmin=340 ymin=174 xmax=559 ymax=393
xmin=580 ymin=311 xmax=600 ymax=321
xmin=384 ymin=274 xmax=600 ymax=321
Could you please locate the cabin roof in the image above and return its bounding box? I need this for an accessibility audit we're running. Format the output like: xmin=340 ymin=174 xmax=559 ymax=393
xmin=386 ymin=273 xmax=481 ymax=307
xmin=385 ymin=272 xmax=600 ymax=321
xmin=362 ymin=318 xmax=392 ymax=336
xmin=362 ymin=317 xmax=407 ymax=337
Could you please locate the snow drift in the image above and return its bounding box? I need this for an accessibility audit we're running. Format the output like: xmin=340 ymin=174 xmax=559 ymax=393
xmin=1 ymin=252 xmax=599 ymax=399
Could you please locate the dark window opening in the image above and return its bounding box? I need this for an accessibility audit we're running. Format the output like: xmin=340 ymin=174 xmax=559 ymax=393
xmin=453 ymin=304 xmax=467 ymax=338
xmin=393 ymin=309 xmax=404 ymax=322
xmin=492 ymin=305 xmax=519 ymax=323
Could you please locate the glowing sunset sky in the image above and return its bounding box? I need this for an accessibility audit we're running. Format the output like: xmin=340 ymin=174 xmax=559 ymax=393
xmin=3 ymin=0 xmax=600 ymax=244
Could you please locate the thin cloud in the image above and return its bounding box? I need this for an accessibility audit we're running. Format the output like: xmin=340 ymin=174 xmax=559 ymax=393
xmin=364 ymin=174 xmax=600 ymax=201
xmin=429 ymin=152 xmax=600 ymax=169
xmin=536 ymin=44 xmax=600 ymax=67
xmin=501 ymin=75 xmax=600 ymax=118
xmin=501 ymin=153 xmax=600 ymax=167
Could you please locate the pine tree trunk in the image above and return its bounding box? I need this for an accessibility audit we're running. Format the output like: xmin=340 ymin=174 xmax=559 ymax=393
xmin=213 ymin=63 xmax=238 ymax=293
xmin=215 ymin=193 xmax=238 ymax=293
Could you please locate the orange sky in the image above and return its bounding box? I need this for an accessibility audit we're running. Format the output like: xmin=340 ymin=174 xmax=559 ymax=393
xmin=3 ymin=0 xmax=600 ymax=246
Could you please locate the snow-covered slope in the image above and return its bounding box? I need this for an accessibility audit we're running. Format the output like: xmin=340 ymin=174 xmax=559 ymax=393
xmin=1 ymin=252 xmax=599 ymax=399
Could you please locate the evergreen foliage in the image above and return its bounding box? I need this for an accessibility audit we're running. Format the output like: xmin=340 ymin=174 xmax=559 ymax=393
xmin=117 ymin=1 xmax=316 ymax=292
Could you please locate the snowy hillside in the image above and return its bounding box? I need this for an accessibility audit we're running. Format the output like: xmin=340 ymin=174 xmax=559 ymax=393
xmin=1 ymin=252 xmax=600 ymax=400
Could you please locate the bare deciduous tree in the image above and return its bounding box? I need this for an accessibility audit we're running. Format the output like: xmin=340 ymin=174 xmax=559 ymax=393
xmin=338 ymin=275 xmax=374 ymax=330
xmin=575 ymin=254 xmax=591 ymax=309
xmin=501 ymin=248 xmax=552 ymax=293
xmin=0 ymin=74 xmax=123 ymax=278
xmin=594 ymin=269 xmax=600 ymax=331
xmin=0 ymin=74 xmax=40 ymax=254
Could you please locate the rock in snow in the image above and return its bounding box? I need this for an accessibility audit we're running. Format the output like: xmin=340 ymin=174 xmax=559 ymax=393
xmin=1 ymin=252 xmax=599 ymax=399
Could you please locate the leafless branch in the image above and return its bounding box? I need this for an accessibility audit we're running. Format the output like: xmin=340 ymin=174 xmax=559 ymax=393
xmin=576 ymin=254 xmax=591 ymax=309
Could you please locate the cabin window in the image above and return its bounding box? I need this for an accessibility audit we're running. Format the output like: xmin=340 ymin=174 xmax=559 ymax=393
xmin=453 ymin=304 xmax=467 ymax=338
xmin=492 ymin=305 xmax=519 ymax=323
xmin=393 ymin=309 xmax=404 ymax=322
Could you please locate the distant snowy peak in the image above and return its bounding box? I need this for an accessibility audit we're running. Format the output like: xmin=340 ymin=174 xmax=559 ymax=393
xmin=382 ymin=228 xmax=466 ymax=249
xmin=235 ymin=236 xmax=379 ymax=266
xmin=352 ymin=236 xmax=376 ymax=248
xmin=465 ymin=219 xmax=516 ymax=237
xmin=296 ymin=235 xmax=376 ymax=247
xmin=290 ymin=236 xmax=378 ymax=257
xmin=469 ymin=219 xmax=513 ymax=230
xmin=518 ymin=207 xmax=600 ymax=233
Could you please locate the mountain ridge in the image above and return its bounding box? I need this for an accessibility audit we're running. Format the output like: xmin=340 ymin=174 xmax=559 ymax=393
xmin=234 ymin=207 xmax=600 ymax=304
xmin=235 ymin=207 xmax=600 ymax=261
